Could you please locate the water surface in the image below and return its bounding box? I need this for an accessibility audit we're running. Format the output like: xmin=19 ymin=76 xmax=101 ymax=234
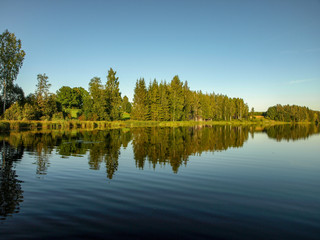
xmin=1 ymin=125 xmax=319 ymax=239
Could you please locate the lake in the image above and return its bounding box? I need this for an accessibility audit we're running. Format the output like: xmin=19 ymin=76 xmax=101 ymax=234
xmin=1 ymin=125 xmax=320 ymax=239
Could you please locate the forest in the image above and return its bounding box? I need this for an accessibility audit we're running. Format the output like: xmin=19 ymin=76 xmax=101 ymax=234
xmin=1 ymin=29 xmax=319 ymax=123
xmin=265 ymin=104 xmax=320 ymax=123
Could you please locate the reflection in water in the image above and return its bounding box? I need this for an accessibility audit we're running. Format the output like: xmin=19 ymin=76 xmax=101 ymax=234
xmin=0 ymin=124 xmax=319 ymax=221
xmin=263 ymin=124 xmax=320 ymax=141
xmin=132 ymin=126 xmax=249 ymax=173
xmin=0 ymin=124 xmax=319 ymax=180
xmin=0 ymin=140 xmax=24 ymax=219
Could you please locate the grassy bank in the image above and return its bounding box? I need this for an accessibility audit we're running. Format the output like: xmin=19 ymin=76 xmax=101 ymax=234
xmin=0 ymin=119 xmax=296 ymax=132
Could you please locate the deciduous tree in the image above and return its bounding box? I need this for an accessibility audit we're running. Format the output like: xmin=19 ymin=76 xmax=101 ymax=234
xmin=0 ymin=30 xmax=25 ymax=114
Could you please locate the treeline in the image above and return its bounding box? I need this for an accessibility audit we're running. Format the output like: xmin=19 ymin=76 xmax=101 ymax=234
xmin=3 ymin=69 xmax=132 ymax=121
xmin=2 ymin=69 xmax=250 ymax=122
xmin=265 ymin=104 xmax=320 ymax=123
xmin=131 ymin=76 xmax=249 ymax=121
xmin=2 ymin=30 xmax=319 ymax=123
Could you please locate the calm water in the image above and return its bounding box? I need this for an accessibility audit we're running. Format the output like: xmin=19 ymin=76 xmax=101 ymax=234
xmin=1 ymin=125 xmax=320 ymax=239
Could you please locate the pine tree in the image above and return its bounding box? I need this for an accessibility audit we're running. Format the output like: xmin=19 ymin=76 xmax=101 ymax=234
xmin=35 ymin=73 xmax=51 ymax=117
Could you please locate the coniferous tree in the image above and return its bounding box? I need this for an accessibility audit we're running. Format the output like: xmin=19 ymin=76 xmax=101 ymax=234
xmin=88 ymin=77 xmax=107 ymax=120
xmin=121 ymin=95 xmax=132 ymax=114
xmin=182 ymin=81 xmax=192 ymax=121
xmin=35 ymin=73 xmax=52 ymax=118
xmin=131 ymin=78 xmax=148 ymax=120
xmin=169 ymin=75 xmax=184 ymax=121
xmin=159 ymin=81 xmax=170 ymax=121
xmin=149 ymin=79 xmax=160 ymax=121
xmin=106 ymin=68 xmax=121 ymax=121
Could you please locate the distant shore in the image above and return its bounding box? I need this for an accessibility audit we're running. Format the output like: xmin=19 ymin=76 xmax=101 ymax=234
xmin=0 ymin=119 xmax=310 ymax=132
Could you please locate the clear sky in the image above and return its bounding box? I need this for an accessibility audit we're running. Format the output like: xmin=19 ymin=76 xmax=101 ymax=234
xmin=1 ymin=0 xmax=319 ymax=111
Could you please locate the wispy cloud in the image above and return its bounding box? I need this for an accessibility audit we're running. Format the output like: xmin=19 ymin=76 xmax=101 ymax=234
xmin=289 ymin=79 xmax=314 ymax=85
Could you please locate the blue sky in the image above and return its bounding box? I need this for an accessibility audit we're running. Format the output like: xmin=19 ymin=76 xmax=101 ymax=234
xmin=1 ymin=0 xmax=319 ymax=111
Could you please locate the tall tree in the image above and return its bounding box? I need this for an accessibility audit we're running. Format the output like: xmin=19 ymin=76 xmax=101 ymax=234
xmin=35 ymin=74 xmax=51 ymax=116
xmin=121 ymin=95 xmax=132 ymax=114
xmin=169 ymin=75 xmax=184 ymax=121
xmin=105 ymin=68 xmax=121 ymax=121
xmin=159 ymin=81 xmax=170 ymax=121
xmin=149 ymin=79 xmax=160 ymax=121
xmin=88 ymin=77 xmax=107 ymax=120
xmin=182 ymin=81 xmax=192 ymax=120
xmin=131 ymin=78 xmax=148 ymax=120
xmin=56 ymin=86 xmax=79 ymax=109
xmin=0 ymin=30 xmax=25 ymax=114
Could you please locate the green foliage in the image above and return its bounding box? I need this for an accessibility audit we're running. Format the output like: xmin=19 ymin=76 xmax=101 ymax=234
xmin=169 ymin=75 xmax=184 ymax=121
xmin=131 ymin=76 xmax=249 ymax=122
xmin=52 ymin=112 xmax=65 ymax=120
xmin=121 ymin=95 xmax=132 ymax=114
xmin=35 ymin=73 xmax=52 ymax=117
xmin=56 ymin=86 xmax=83 ymax=109
xmin=121 ymin=112 xmax=130 ymax=120
xmin=22 ymin=103 xmax=37 ymax=120
xmin=266 ymin=104 xmax=319 ymax=122
xmin=66 ymin=108 xmax=81 ymax=119
xmin=147 ymin=79 xmax=160 ymax=121
xmin=4 ymin=102 xmax=22 ymax=120
xmin=105 ymin=68 xmax=121 ymax=121
xmin=131 ymin=78 xmax=148 ymax=120
xmin=88 ymin=77 xmax=107 ymax=120
xmin=0 ymin=84 xmax=24 ymax=113
xmin=0 ymin=29 xmax=25 ymax=114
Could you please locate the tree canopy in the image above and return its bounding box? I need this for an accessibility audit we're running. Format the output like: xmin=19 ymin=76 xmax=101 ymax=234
xmin=0 ymin=30 xmax=25 ymax=114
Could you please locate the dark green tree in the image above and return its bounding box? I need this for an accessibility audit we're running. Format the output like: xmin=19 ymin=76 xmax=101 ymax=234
xmin=56 ymin=86 xmax=81 ymax=109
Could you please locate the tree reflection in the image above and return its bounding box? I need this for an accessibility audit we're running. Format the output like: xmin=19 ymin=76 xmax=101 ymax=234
xmin=263 ymin=124 xmax=320 ymax=141
xmin=132 ymin=126 xmax=250 ymax=173
xmin=0 ymin=140 xmax=24 ymax=219
xmin=0 ymin=124 xmax=319 ymax=181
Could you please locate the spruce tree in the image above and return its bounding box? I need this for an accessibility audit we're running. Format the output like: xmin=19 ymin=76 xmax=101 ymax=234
xmin=132 ymin=78 xmax=147 ymax=120
xmin=106 ymin=68 xmax=121 ymax=121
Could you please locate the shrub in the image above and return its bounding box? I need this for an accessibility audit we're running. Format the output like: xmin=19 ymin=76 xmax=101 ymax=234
xmin=52 ymin=112 xmax=65 ymax=120
xmin=22 ymin=103 xmax=37 ymax=120
xmin=4 ymin=102 xmax=23 ymax=120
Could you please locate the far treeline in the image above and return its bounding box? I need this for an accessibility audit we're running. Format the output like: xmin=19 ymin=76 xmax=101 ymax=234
xmin=1 ymin=29 xmax=319 ymax=123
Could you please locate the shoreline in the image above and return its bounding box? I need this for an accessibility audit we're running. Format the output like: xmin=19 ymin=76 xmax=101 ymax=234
xmin=0 ymin=119 xmax=310 ymax=132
